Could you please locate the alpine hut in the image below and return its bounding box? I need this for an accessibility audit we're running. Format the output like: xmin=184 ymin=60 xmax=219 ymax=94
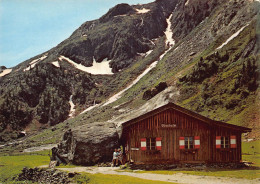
xmin=121 ymin=103 xmax=251 ymax=165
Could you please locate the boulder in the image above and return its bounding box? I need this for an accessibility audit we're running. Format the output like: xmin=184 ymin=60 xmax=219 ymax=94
xmin=143 ymin=82 xmax=168 ymax=100
xmin=52 ymin=122 xmax=119 ymax=165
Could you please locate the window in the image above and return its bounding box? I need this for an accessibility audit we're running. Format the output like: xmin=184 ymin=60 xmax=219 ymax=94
xmin=216 ymin=136 xmax=234 ymax=149
xmin=221 ymin=136 xmax=229 ymax=148
xmin=141 ymin=137 xmax=162 ymax=151
xmin=180 ymin=136 xmax=200 ymax=150
xmin=185 ymin=137 xmax=194 ymax=149
xmin=146 ymin=137 xmax=156 ymax=150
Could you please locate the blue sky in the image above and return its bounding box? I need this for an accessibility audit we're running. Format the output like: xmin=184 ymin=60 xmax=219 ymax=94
xmin=0 ymin=0 xmax=153 ymax=68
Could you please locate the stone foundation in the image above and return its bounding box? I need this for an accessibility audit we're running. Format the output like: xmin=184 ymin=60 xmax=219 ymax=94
xmin=130 ymin=162 xmax=248 ymax=170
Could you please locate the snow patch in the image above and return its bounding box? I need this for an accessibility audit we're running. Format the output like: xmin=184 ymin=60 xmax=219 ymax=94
xmin=135 ymin=8 xmax=150 ymax=14
xmin=145 ymin=50 xmax=153 ymax=57
xmin=185 ymin=0 xmax=190 ymax=6
xmin=24 ymin=55 xmax=47 ymax=71
xmin=52 ymin=61 xmax=60 ymax=68
xmin=102 ymin=60 xmax=158 ymax=106
xmin=150 ymin=40 xmax=155 ymax=45
xmin=69 ymin=95 xmax=75 ymax=117
xmin=114 ymin=14 xmax=127 ymax=17
xmin=137 ymin=49 xmax=153 ymax=57
xmin=0 ymin=69 xmax=12 ymax=77
xmin=248 ymin=139 xmax=254 ymax=142
xmin=59 ymin=56 xmax=113 ymax=75
xmin=137 ymin=52 xmax=146 ymax=57
xmin=164 ymin=14 xmax=175 ymax=47
xmin=80 ymin=104 xmax=100 ymax=114
xmin=159 ymin=47 xmax=171 ymax=60
xmin=217 ymin=25 xmax=248 ymax=50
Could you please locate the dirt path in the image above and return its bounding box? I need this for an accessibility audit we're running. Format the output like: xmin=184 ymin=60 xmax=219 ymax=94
xmin=56 ymin=167 xmax=260 ymax=184
xmin=23 ymin=144 xmax=57 ymax=152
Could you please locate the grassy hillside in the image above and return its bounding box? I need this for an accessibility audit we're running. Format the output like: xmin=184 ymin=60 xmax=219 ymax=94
xmin=177 ymin=21 xmax=259 ymax=138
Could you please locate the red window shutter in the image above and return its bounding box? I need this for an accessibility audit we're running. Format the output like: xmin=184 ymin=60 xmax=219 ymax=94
xmin=194 ymin=136 xmax=200 ymax=149
xmin=216 ymin=136 xmax=221 ymax=148
xmin=156 ymin=137 xmax=162 ymax=150
xmin=179 ymin=137 xmax=185 ymax=149
xmin=230 ymin=135 xmax=237 ymax=148
xmin=141 ymin=138 xmax=146 ymax=151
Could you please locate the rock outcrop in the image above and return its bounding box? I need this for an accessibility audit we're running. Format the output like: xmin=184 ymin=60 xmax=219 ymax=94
xmin=57 ymin=0 xmax=178 ymax=72
xmin=52 ymin=122 xmax=119 ymax=165
xmin=143 ymin=82 xmax=168 ymax=100
xmin=17 ymin=167 xmax=74 ymax=184
xmin=0 ymin=66 xmax=7 ymax=73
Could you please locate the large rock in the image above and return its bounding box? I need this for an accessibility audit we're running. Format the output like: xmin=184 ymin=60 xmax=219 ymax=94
xmin=143 ymin=82 xmax=168 ymax=100
xmin=53 ymin=122 xmax=119 ymax=166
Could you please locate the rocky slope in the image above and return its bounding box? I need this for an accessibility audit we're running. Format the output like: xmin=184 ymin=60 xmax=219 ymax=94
xmin=0 ymin=0 xmax=179 ymax=141
xmin=0 ymin=0 xmax=259 ymax=158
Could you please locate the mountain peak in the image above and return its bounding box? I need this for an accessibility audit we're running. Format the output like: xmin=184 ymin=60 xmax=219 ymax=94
xmin=100 ymin=3 xmax=135 ymax=22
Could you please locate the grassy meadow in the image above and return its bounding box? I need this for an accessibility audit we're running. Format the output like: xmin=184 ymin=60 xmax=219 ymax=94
xmin=73 ymin=173 xmax=176 ymax=184
xmin=0 ymin=150 xmax=50 ymax=183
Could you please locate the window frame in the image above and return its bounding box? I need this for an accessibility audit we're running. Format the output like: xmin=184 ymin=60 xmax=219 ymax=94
xmin=184 ymin=136 xmax=194 ymax=149
xmin=221 ymin=136 xmax=230 ymax=148
xmin=146 ymin=137 xmax=156 ymax=150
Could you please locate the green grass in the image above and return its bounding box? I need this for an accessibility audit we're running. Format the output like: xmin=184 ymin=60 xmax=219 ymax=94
xmin=243 ymin=154 xmax=260 ymax=167
xmin=73 ymin=173 xmax=177 ymax=184
xmin=0 ymin=150 xmax=50 ymax=183
xmin=242 ymin=140 xmax=260 ymax=156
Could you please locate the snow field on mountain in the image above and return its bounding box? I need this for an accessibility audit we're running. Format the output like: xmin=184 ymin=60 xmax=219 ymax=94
xmin=137 ymin=49 xmax=153 ymax=57
xmin=52 ymin=61 xmax=60 ymax=68
xmin=0 ymin=69 xmax=12 ymax=77
xmin=185 ymin=0 xmax=190 ymax=6
xmin=216 ymin=24 xmax=248 ymax=50
xmin=164 ymin=14 xmax=175 ymax=47
xmin=135 ymin=8 xmax=150 ymax=14
xmin=69 ymin=95 xmax=75 ymax=117
xmin=24 ymin=55 xmax=47 ymax=71
xmin=59 ymin=56 xmax=113 ymax=75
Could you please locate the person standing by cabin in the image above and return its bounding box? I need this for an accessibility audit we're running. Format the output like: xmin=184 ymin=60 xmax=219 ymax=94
xmin=118 ymin=148 xmax=123 ymax=165
xmin=112 ymin=148 xmax=118 ymax=167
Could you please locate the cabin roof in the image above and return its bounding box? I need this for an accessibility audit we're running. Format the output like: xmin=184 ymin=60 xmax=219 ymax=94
xmin=122 ymin=102 xmax=251 ymax=133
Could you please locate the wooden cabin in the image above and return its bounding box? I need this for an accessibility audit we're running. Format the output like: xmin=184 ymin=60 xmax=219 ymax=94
xmin=121 ymin=103 xmax=251 ymax=165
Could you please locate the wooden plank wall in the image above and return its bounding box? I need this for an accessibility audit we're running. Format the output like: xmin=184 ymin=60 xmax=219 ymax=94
xmin=122 ymin=108 xmax=242 ymax=164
